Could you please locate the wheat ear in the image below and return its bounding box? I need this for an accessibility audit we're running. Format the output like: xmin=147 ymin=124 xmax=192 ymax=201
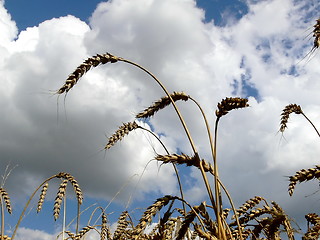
xmin=53 ymin=179 xmax=68 ymax=221
xmin=214 ymin=97 xmax=248 ymax=240
xmin=56 ymin=172 xmax=83 ymax=205
xmin=136 ymin=91 xmax=189 ymax=118
xmin=133 ymin=195 xmax=177 ymax=237
xmin=105 ymin=121 xmax=139 ymax=149
xmin=37 ymin=183 xmax=48 ymax=213
xmin=235 ymin=196 xmax=266 ymax=217
xmin=215 ymin=97 xmax=249 ymax=118
xmin=0 ymin=188 xmax=12 ymax=214
xmin=74 ymin=225 xmax=95 ymax=239
xmin=57 ymin=53 xmax=119 ymax=94
xmin=100 ymin=212 xmax=111 ymax=240
xmin=312 ymin=19 xmax=320 ymax=49
xmin=113 ymin=211 xmax=129 ymax=240
xmin=288 ymin=165 xmax=320 ymax=196
xmin=0 ymin=188 xmax=12 ymax=240
xmin=280 ymin=104 xmax=303 ymax=132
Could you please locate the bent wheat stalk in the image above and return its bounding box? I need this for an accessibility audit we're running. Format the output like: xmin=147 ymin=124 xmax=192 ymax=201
xmin=214 ymin=97 xmax=249 ymax=239
xmin=57 ymin=53 xmax=218 ymax=236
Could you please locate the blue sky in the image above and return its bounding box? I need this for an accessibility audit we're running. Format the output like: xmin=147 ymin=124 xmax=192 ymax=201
xmin=4 ymin=0 xmax=248 ymax=29
xmin=1 ymin=0 xmax=320 ymax=239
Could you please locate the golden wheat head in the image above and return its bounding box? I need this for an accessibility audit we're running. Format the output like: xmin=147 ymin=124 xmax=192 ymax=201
xmin=37 ymin=182 xmax=49 ymax=213
xmin=313 ymin=18 xmax=320 ymax=49
xmin=280 ymin=104 xmax=303 ymax=132
xmin=216 ymin=97 xmax=249 ymax=118
xmin=288 ymin=165 xmax=320 ymax=196
xmin=136 ymin=91 xmax=189 ymax=118
xmin=105 ymin=121 xmax=139 ymax=149
xmin=53 ymin=179 xmax=68 ymax=221
xmin=0 ymin=188 xmax=12 ymax=214
xmin=57 ymin=53 xmax=119 ymax=94
xmin=133 ymin=195 xmax=177 ymax=236
xmin=56 ymin=172 xmax=83 ymax=205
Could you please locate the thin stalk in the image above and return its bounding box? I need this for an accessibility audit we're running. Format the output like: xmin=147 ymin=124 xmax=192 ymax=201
xmin=1 ymin=198 xmax=4 ymax=240
xmin=216 ymin=178 xmax=242 ymax=240
xmin=62 ymin=195 xmax=66 ymax=240
xmin=213 ymin=117 xmax=225 ymax=240
xmin=119 ymin=59 xmax=216 ymax=213
xmin=138 ymin=126 xmax=187 ymax=215
xmin=189 ymin=97 xmax=243 ymax=240
xmin=302 ymin=112 xmax=320 ymax=138
xmin=76 ymin=202 xmax=80 ymax=234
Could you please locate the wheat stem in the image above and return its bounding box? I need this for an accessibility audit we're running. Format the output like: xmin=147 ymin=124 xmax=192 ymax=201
xmin=138 ymin=126 xmax=187 ymax=215
xmin=1 ymin=198 xmax=4 ymax=240
xmin=119 ymin=58 xmax=216 ymax=217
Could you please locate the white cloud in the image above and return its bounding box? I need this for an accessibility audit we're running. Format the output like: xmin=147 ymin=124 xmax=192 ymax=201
xmin=13 ymin=227 xmax=55 ymax=240
xmin=1 ymin=0 xmax=320 ymax=237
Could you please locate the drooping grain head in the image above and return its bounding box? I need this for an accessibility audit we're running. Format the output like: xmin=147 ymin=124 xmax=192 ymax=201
xmin=306 ymin=213 xmax=320 ymax=226
xmin=56 ymin=172 xmax=83 ymax=205
xmin=288 ymin=165 xmax=320 ymax=196
xmin=0 ymin=188 xmax=12 ymax=214
xmin=215 ymin=97 xmax=249 ymax=118
xmin=37 ymin=182 xmax=49 ymax=213
xmin=75 ymin=226 xmax=95 ymax=239
xmin=0 ymin=235 xmax=11 ymax=240
xmin=113 ymin=211 xmax=129 ymax=240
xmin=134 ymin=195 xmax=176 ymax=236
xmin=100 ymin=213 xmax=111 ymax=240
xmin=236 ymin=196 xmax=265 ymax=217
xmin=176 ymin=209 xmax=197 ymax=240
xmin=163 ymin=218 xmax=178 ymax=240
xmin=105 ymin=122 xmax=139 ymax=150
xmin=136 ymin=91 xmax=189 ymax=119
xmin=53 ymin=179 xmax=68 ymax=221
xmin=313 ymin=19 xmax=320 ymax=49
xmin=57 ymin=53 xmax=119 ymax=94
xmin=280 ymin=104 xmax=303 ymax=132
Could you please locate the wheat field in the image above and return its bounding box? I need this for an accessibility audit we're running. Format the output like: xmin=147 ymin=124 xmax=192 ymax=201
xmin=1 ymin=8 xmax=320 ymax=240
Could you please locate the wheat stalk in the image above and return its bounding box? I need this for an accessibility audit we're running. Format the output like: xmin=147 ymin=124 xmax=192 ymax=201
xmin=214 ymin=97 xmax=248 ymax=240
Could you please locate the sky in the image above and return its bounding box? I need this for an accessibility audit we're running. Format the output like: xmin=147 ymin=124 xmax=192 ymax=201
xmin=1 ymin=0 xmax=320 ymax=239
